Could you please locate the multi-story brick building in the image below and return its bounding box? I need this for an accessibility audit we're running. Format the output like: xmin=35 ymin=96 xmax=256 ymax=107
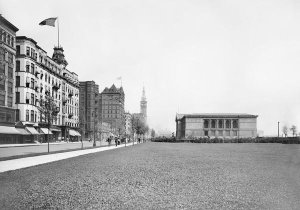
xmin=15 ymin=36 xmax=80 ymax=142
xmin=99 ymin=84 xmax=125 ymax=136
xmin=175 ymin=113 xmax=258 ymax=139
xmin=0 ymin=15 xmax=19 ymax=143
xmin=79 ymin=81 xmax=100 ymax=140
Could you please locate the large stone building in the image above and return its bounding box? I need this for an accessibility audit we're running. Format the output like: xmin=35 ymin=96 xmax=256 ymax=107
xmin=15 ymin=36 xmax=80 ymax=142
xmin=79 ymin=81 xmax=100 ymax=139
xmin=175 ymin=113 xmax=258 ymax=139
xmin=99 ymin=84 xmax=125 ymax=135
xmin=0 ymin=15 xmax=19 ymax=143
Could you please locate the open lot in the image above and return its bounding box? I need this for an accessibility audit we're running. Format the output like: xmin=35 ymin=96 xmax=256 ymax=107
xmin=0 ymin=143 xmax=300 ymax=209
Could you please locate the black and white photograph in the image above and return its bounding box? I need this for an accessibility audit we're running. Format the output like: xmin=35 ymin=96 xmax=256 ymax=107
xmin=0 ymin=0 xmax=300 ymax=209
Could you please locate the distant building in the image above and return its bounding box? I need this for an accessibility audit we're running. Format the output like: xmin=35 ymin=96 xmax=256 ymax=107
xmin=132 ymin=87 xmax=147 ymax=125
xmin=79 ymin=81 xmax=100 ymax=139
xmin=175 ymin=113 xmax=258 ymax=139
xmin=0 ymin=15 xmax=19 ymax=143
xmin=99 ymin=84 xmax=125 ymax=135
xmin=15 ymin=36 xmax=80 ymax=142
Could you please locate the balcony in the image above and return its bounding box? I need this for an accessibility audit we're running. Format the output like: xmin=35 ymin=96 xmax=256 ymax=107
xmin=52 ymin=82 xmax=60 ymax=90
xmin=68 ymin=113 xmax=74 ymax=119
xmin=68 ymin=92 xmax=73 ymax=98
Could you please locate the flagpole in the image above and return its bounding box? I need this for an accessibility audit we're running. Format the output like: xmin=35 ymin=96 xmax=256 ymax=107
xmin=57 ymin=17 xmax=59 ymax=47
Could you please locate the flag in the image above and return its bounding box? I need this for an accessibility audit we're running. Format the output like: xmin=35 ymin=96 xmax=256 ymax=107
xmin=39 ymin=17 xmax=57 ymax=27
xmin=116 ymin=76 xmax=122 ymax=80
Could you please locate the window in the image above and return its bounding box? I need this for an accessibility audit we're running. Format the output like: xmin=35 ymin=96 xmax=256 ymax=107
xmin=225 ymin=130 xmax=230 ymax=136
xmin=16 ymin=45 xmax=20 ymax=55
xmin=31 ymin=78 xmax=34 ymax=89
xmin=16 ymin=76 xmax=20 ymax=87
xmin=204 ymin=120 xmax=209 ymax=128
xmin=26 ymin=63 xmax=30 ymax=72
xmin=225 ymin=120 xmax=231 ymax=129
xmin=211 ymin=120 xmax=216 ymax=128
xmin=45 ymin=74 xmax=47 ymax=82
xmin=204 ymin=130 xmax=209 ymax=136
xmin=0 ymin=112 xmax=5 ymax=122
xmin=7 ymin=52 xmax=13 ymax=64
xmin=8 ymin=66 xmax=13 ymax=79
xmin=16 ymin=109 xmax=20 ymax=122
xmin=31 ymin=63 xmax=34 ymax=74
xmin=0 ymin=48 xmax=5 ymax=61
xmin=26 ymin=92 xmax=30 ymax=104
xmin=7 ymin=96 xmax=13 ymax=107
xmin=6 ymin=113 xmax=13 ymax=122
xmin=16 ymin=92 xmax=20 ymax=103
xmin=26 ymin=110 xmax=29 ymax=121
xmin=16 ymin=60 xmax=20 ymax=71
xmin=8 ymin=81 xmax=13 ymax=94
xmin=35 ymin=111 xmax=37 ymax=122
xmin=211 ymin=130 xmax=216 ymax=136
xmin=31 ymin=93 xmax=34 ymax=105
xmin=26 ymin=47 xmax=30 ymax=56
xmin=233 ymin=120 xmax=238 ymax=129
xmin=233 ymin=131 xmax=237 ymax=136
xmin=30 ymin=110 xmax=34 ymax=122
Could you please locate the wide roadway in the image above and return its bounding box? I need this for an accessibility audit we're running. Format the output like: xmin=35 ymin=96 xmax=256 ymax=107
xmin=0 ymin=140 xmax=110 ymax=159
xmin=0 ymin=142 xmax=299 ymax=209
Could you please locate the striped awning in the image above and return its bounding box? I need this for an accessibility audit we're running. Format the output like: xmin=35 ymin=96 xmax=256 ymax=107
xmin=16 ymin=128 xmax=31 ymax=135
xmin=25 ymin=127 xmax=40 ymax=135
xmin=40 ymin=128 xmax=53 ymax=135
xmin=69 ymin=129 xmax=81 ymax=136
xmin=0 ymin=126 xmax=20 ymax=134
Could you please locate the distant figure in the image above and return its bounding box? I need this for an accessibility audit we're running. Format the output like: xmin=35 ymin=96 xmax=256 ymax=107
xmin=138 ymin=138 xmax=141 ymax=143
xmin=115 ymin=137 xmax=118 ymax=147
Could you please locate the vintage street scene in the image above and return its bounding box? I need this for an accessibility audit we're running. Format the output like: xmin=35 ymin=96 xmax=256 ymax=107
xmin=0 ymin=0 xmax=300 ymax=209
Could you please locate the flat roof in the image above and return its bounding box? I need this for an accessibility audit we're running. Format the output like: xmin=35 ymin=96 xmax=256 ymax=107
xmin=176 ymin=113 xmax=258 ymax=120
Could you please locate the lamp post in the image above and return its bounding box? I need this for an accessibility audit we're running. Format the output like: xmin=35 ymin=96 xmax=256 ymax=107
xmin=278 ymin=121 xmax=280 ymax=138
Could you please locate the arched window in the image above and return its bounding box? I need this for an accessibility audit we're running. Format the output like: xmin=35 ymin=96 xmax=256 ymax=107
xmin=211 ymin=120 xmax=216 ymax=128
xmin=204 ymin=120 xmax=209 ymax=128
xmin=218 ymin=120 xmax=223 ymax=128
xmin=233 ymin=120 xmax=238 ymax=128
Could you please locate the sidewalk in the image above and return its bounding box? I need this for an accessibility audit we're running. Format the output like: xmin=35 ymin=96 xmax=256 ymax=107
xmin=0 ymin=142 xmax=134 ymax=173
xmin=0 ymin=141 xmax=81 ymax=148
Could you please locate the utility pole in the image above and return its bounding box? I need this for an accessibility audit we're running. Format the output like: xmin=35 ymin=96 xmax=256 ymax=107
xmin=278 ymin=121 xmax=280 ymax=138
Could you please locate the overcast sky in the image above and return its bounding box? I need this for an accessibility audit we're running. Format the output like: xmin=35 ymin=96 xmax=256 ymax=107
xmin=1 ymin=0 xmax=300 ymax=135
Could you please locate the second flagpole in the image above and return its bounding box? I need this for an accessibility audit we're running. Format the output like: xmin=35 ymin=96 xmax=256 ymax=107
xmin=57 ymin=17 xmax=59 ymax=47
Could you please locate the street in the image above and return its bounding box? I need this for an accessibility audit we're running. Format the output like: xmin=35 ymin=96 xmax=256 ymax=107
xmin=0 ymin=140 xmax=111 ymax=159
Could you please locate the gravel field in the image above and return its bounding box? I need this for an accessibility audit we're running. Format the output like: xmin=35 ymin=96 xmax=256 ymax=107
xmin=0 ymin=142 xmax=300 ymax=210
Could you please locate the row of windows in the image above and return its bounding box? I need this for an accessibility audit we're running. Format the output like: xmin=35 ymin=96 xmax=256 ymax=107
xmin=0 ymin=93 xmax=13 ymax=107
xmin=203 ymin=119 xmax=238 ymax=129
xmin=0 ymin=111 xmax=13 ymax=123
xmin=0 ymin=29 xmax=15 ymax=47
xmin=0 ymin=47 xmax=14 ymax=64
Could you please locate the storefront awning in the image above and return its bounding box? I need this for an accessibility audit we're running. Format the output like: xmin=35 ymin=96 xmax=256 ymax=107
xmin=50 ymin=128 xmax=61 ymax=132
xmin=69 ymin=129 xmax=81 ymax=136
xmin=40 ymin=128 xmax=53 ymax=135
xmin=25 ymin=127 xmax=40 ymax=135
xmin=16 ymin=128 xmax=31 ymax=135
xmin=0 ymin=126 xmax=20 ymax=134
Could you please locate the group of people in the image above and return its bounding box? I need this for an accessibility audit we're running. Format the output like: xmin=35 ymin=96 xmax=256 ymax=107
xmin=106 ymin=136 xmax=144 ymax=146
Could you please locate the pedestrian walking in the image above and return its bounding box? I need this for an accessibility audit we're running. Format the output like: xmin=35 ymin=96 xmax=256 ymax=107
xmin=115 ymin=137 xmax=118 ymax=147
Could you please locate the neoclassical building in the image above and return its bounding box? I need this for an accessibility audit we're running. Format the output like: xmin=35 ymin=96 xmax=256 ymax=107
xmin=15 ymin=36 xmax=80 ymax=141
xmin=176 ymin=113 xmax=258 ymax=139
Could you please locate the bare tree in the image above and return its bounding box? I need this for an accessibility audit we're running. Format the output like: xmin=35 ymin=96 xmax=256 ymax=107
xmin=290 ymin=125 xmax=297 ymax=137
xmin=282 ymin=125 xmax=288 ymax=137
xmin=151 ymin=129 xmax=156 ymax=138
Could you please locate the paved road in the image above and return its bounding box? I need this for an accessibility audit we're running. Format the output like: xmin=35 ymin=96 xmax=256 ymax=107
xmin=0 ymin=140 xmax=112 ymax=159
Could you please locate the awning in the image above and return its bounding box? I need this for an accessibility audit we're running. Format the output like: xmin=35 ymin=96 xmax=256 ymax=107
xmin=50 ymin=128 xmax=61 ymax=132
xmin=69 ymin=129 xmax=81 ymax=136
xmin=40 ymin=128 xmax=53 ymax=135
xmin=25 ymin=127 xmax=40 ymax=135
xmin=15 ymin=128 xmax=31 ymax=135
xmin=0 ymin=126 xmax=21 ymax=134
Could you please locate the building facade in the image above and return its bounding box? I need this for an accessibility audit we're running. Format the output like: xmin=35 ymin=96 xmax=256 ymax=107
xmin=0 ymin=15 xmax=19 ymax=143
xmin=140 ymin=87 xmax=147 ymax=123
xmin=176 ymin=113 xmax=258 ymax=139
xmin=15 ymin=36 xmax=80 ymax=142
xmin=79 ymin=81 xmax=100 ymax=139
xmin=99 ymin=84 xmax=125 ymax=135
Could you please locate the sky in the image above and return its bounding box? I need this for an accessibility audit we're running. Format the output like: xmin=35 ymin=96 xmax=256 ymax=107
xmin=1 ymin=0 xmax=300 ymax=135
